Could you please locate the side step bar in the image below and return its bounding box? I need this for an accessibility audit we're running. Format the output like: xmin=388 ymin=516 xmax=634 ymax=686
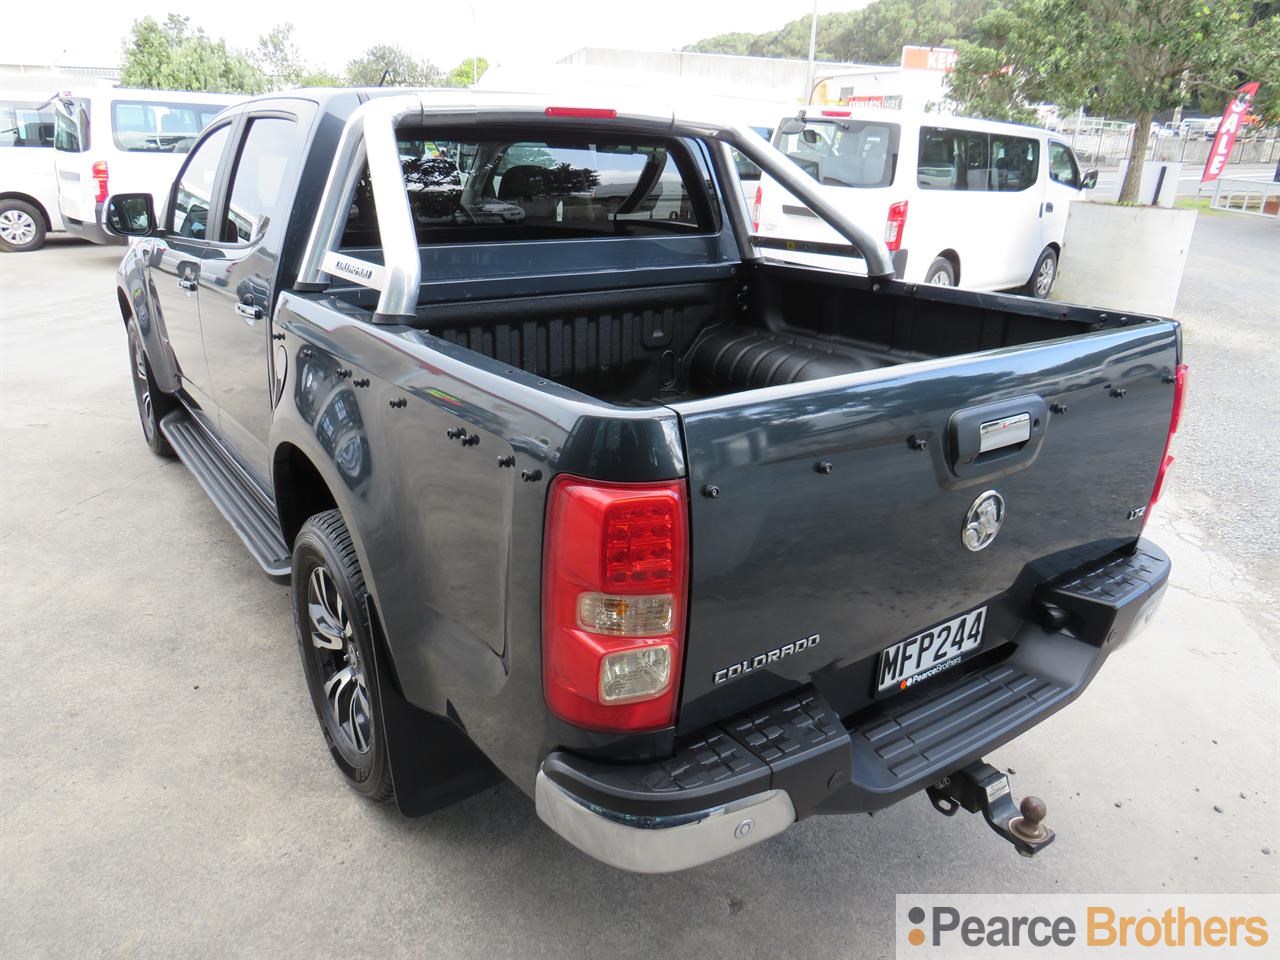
xmin=160 ymin=410 xmax=291 ymax=581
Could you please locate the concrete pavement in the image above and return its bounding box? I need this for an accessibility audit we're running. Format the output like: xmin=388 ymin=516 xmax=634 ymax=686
xmin=1 ymin=229 xmax=1276 ymax=959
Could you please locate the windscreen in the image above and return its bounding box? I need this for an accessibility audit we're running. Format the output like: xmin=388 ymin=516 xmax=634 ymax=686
xmin=0 ymin=100 xmax=56 ymax=148
xmin=340 ymin=133 xmax=714 ymax=246
xmin=111 ymin=100 xmax=226 ymax=153
xmin=775 ymin=117 xmax=900 ymax=188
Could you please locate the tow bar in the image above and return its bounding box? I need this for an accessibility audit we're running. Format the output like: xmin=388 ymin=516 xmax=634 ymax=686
xmin=926 ymin=761 xmax=1055 ymax=858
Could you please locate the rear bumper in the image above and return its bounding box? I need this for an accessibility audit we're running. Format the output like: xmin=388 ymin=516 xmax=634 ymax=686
xmin=63 ymin=203 xmax=122 ymax=245
xmin=536 ymin=540 xmax=1170 ymax=872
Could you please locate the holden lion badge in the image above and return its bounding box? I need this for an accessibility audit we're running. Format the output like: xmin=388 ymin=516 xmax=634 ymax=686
xmin=962 ymin=490 xmax=1005 ymax=552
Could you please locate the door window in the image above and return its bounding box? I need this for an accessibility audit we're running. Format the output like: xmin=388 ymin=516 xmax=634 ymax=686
xmin=1048 ymin=141 xmax=1081 ymax=188
xmin=990 ymin=134 xmax=1039 ymax=191
xmin=220 ymin=117 xmax=306 ymax=244
xmin=169 ymin=125 xmax=230 ymax=240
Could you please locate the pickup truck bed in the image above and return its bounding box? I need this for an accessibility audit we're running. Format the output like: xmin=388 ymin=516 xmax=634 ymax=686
xmin=112 ymin=88 xmax=1182 ymax=873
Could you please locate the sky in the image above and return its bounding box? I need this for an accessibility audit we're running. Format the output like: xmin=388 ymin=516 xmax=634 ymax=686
xmin=12 ymin=0 xmax=866 ymax=76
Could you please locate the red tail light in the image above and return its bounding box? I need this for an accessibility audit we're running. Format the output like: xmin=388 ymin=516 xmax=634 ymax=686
xmin=1145 ymin=363 xmax=1188 ymax=523
xmin=545 ymin=106 xmax=617 ymax=119
xmin=751 ymin=184 xmax=762 ymax=233
xmin=543 ymin=476 xmax=688 ymax=732
xmin=820 ymin=109 xmax=852 ymax=117
xmin=92 ymin=161 xmax=109 ymax=204
xmin=884 ymin=200 xmax=908 ymax=252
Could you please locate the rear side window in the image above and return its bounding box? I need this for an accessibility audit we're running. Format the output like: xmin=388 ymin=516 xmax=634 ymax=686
xmin=111 ymin=100 xmax=225 ymax=154
xmin=341 ymin=133 xmax=715 ymax=247
xmin=775 ymin=119 xmax=899 ymax=188
xmin=221 ymin=117 xmax=306 ymax=244
xmin=0 ymin=101 xmax=56 ymax=148
xmin=918 ymin=127 xmax=1039 ymax=191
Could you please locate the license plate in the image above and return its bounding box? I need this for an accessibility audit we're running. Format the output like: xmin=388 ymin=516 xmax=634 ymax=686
xmin=876 ymin=606 xmax=987 ymax=693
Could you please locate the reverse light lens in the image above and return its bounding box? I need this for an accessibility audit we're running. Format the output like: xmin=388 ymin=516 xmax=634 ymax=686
xmin=578 ymin=592 xmax=674 ymax=635
xmin=542 ymin=477 xmax=688 ymax=732
xmin=600 ymin=645 xmax=672 ymax=703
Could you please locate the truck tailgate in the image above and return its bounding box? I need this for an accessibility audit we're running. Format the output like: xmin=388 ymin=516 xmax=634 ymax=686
xmin=670 ymin=323 xmax=1179 ymax=731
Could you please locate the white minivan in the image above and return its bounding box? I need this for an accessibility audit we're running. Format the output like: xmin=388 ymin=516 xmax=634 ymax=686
xmin=0 ymin=95 xmax=62 ymax=251
xmin=51 ymin=88 xmax=240 ymax=244
xmin=752 ymin=109 xmax=1097 ymax=297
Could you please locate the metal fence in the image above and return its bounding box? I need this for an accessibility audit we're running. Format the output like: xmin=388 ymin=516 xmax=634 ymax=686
xmin=1053 ymin=116 xmax=1280 ymax=170
xmin=1210 ymin=177 xmax=1280 ymax=216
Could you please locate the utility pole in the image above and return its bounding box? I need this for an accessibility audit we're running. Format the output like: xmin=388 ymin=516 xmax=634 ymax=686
xmin=805 ymin=0 xmax=818 ymax=103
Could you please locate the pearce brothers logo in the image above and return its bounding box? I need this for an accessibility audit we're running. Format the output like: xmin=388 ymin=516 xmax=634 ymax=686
xmin=896 ymin=894 xmax=1277 ymax=959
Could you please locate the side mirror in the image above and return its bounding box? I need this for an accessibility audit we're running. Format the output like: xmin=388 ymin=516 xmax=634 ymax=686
xmin=778 ymin=116 xmax=807 ymax=136
xmin=104 ymin=193 xmax=158 ymax=237
xmin=1081 ymin=168 xmax=1098 ymax=190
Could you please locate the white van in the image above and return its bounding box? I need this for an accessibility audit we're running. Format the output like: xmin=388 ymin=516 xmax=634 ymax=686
xmin=752 ymin=109 xmax=1097 ymax=297
xmin=51 ymin=88 xmax=241 ymax=244
xmin=0 ymin=95 xmax=63 ymax=251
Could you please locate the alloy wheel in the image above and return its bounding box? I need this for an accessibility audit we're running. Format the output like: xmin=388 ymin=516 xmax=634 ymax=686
xmin=1035 ymin=257 xmax=1055 ymax=297
xmin=132 ymin=333 xmax=155 ymax=440
xmin=306 ymin=564 xmax=373 ymax=757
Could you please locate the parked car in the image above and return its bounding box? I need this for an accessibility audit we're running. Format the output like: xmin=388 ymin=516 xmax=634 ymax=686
xmin=752 ymin=109 xmax=1097 ymax=298
xmin=106 ymin=89 xmax=1181 ymax=872
xmin=51 ymin=87 xmax=240 ymax=244
xmin=0 ymin=94 xmax=62 ymax=251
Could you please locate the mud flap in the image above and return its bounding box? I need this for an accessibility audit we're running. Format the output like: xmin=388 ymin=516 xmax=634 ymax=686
xmin=363 ymin=597 xmax=502 ymax=817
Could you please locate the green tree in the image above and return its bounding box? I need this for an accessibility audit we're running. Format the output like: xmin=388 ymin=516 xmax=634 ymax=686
xmin=345 ymin=44 xmax=440 ymax=86
xmin=120 ymin=14 xmax=266 ymax=94
xmin=256 ymin=23 xmax=304 ymax=86
xmin=684 ymin=1 xmax=994 ymax=64
xmin=445 ymin=57 xmax=489 ymax=87
xmin=297 ymin=69 xmax=342 ymax=87
xmin=947 ymin=0 xmax=1280 ymax=203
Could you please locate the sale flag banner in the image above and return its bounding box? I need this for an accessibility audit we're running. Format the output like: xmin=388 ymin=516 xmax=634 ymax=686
xmin=1202 ymin=81 xmax=1261 ymax=183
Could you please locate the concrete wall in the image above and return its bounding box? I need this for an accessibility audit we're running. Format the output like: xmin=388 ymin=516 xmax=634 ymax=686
xmin=1052 ymin=203 xmax=1198 ymax=317
xmin=557 ymin=47 xmax=893 ymax=107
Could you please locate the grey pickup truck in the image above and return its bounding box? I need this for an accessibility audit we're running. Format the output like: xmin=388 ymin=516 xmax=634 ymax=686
xmin=108 ymin=89 xmax=1184 ymax=872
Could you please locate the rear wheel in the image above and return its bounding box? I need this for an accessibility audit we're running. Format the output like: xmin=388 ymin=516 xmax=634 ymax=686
xmin=925 ymin=256 xmax=956 ymax=286
xmin=0 ymin=199 xmax=45 ymax=252
xmin=126 ymin=323 xmax=176 ymax=458
xmin=1025 ymin=247 xmax=1058 ymax=299
xmin=293 ymin=510 xmax=394 ymax=802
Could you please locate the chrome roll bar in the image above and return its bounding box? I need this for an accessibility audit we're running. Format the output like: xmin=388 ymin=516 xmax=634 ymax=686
xmin=297 ymin=98 xmax=896 ymax=323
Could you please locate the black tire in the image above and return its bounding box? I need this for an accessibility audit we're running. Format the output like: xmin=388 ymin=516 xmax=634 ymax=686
xmin=1024 ymin=247 xmax=1058 ymax=299
xmin=924 ymin=256 xmax=956 ymax=286
xmin=293 ymin=510 xmax=394 ymax=802
xmin=0 ymin=199 xmax=46 ymax=252
xmin=126 ymin=322 xmax=176 ymax=458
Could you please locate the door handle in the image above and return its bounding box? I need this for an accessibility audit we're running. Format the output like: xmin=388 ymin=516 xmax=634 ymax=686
xmin=1044 ymin=201 xmax=1054 ymax=213
xmin=178 ymin=278 xmax=197 ymax=291
xmin=235 ymin=302 xmax=263 ymax=322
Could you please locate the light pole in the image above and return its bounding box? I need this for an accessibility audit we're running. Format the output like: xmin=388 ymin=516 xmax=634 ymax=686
xmin=464 ymin=1 xmax=479 ymax=86
xmin=804 ymin=0 xmax=818 ymax=103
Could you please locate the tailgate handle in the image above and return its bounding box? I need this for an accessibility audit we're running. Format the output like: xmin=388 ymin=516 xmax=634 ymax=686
xmin=979 ymin=413 xmax=1031 ymax=453
xmin=949 ymin=395 xmax=1048 ymax=479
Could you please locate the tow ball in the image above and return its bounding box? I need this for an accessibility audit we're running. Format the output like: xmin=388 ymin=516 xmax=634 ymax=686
xmin=926 ymin=761 xmax=1055 ymax=858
